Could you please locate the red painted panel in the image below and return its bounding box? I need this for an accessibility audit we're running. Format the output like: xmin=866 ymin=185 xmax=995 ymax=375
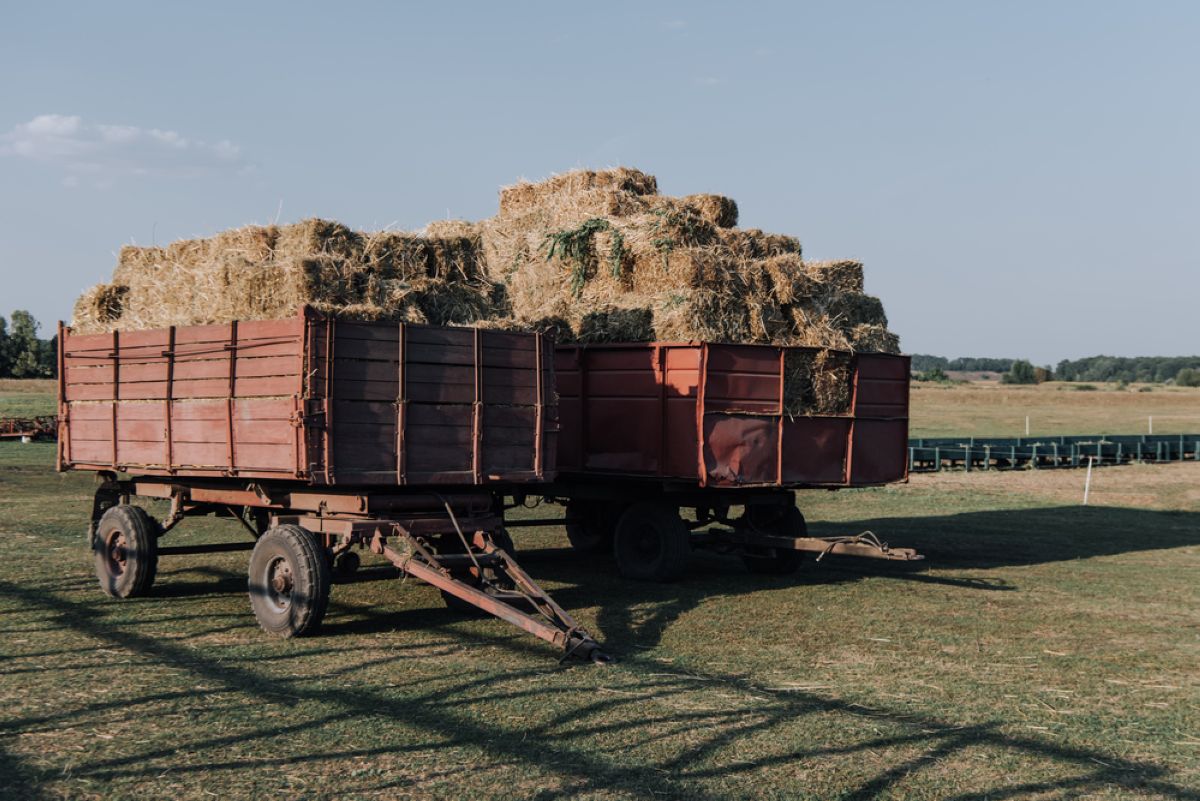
xmin=849 ymin=420 xmax=909 ymax=484
xmin=781 ymin=418 xmax=851 ymax=484
xmin=702 ymin=414 xmax=779 ymax=486
xmin=61 ymin=312 xmax=556 ymax=486
xmin=555 ymin=342 xmax=909 ymax=489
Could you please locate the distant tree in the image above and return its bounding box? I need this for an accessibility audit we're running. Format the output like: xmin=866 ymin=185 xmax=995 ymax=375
xmin=1002 ymin=360 xmax=1038 ymax=385
xmin=1176 ymin=367 xmax=1200 ymax=387
xmin=0 ymin=316 xmax=10 ymax=377
xmin=909 ymin=354 xmax=949 ymax=374
xmin=40 ymin=334 xmax=58 ymax=378
xmin=1033 ymin=366 xmax=1053 ymax=383
xmin=7 ymin=311 xmax=51 ymax=378
xmin=915 ymin=367 xmax=949 ymax=383
xmin=1056 ymin=355 xmax=1200 ymax=383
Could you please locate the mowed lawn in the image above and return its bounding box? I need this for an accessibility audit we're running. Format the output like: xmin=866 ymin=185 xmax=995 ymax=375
xmin=0 ymin=381 xmax=1198 ymax=800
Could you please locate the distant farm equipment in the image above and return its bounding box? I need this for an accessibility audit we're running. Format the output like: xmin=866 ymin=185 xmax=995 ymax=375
xmin=0 ymin=416 xmax=57 ymax=441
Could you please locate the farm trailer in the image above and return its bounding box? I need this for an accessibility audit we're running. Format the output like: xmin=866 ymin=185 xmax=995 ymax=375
xmin=501 ymin=342 xmax=921 ymax=581
xmin=0 ymin=415 xmax=57 ymax=442
xmin=58 ymin=309 xmax=610 ymax=662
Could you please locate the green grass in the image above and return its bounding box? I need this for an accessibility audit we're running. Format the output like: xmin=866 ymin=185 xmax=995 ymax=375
xmin=0 ymin=379 xmax=56 ymax=418
xmin=1 ymin=441 xmax=1197 ymax=799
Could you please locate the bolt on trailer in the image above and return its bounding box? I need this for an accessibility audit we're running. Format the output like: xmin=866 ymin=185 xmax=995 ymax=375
xmin=58 ymin=307 xmax=609 ymax=663
xmin=503 ymin=342 xmax=920 ymax=581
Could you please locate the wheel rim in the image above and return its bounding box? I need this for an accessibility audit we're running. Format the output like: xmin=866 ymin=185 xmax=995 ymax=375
xmin=628 ymin=522 xmax=663 ymax=563
xmin=263 ymin=555 xmax=294 ymax=613
xmin=104 ymin=530 xmax=128 ymax=577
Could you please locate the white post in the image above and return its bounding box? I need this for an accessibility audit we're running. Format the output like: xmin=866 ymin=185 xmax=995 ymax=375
xmin=1083 ymin=456 xmax=1094 ymax=505
xmin=1149 ymin=415 xmax=1153 ymax=434
xmin=1025 ymin=416 xmax=1030 ymax=436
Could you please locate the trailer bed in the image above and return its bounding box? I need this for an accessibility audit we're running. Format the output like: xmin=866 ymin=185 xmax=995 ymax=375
xmin=58 ymin=309 xmax=557 ymax=486
xmin=555 ymin=342 xmax=909 ymax=489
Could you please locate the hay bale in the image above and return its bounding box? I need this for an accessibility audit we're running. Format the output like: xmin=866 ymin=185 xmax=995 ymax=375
xmin=849 ymin=323 xmax=901 ymax=354
xmin=784 ymin=349 xmax=854 ymax=416
xmin=716 ymin=228 xmax=801 ymax=259
xmin=499 ymin=168 xmax=658 ymax=217
xmin=72 ymin=283 xmax=129 ymax=332
xmin=681 ymin=194 xmax=738 ymax=228
xmin=72 ymin=167 xmax=901 ymax=370
xmin=803 ymin=260 xmax=864 ymax=294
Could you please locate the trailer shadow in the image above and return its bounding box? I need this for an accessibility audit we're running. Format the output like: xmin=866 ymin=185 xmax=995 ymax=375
xmin=510 ymin=503 xmax=1200 ymax=654
xmin=1 ymin=577 xmax=1197 ymax=801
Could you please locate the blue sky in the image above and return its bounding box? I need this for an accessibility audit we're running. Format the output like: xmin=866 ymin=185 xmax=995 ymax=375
xmin=1 ymin=1 xmax=1196 ymax=363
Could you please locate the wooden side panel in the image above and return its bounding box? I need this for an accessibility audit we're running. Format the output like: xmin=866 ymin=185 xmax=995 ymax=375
xmin=60 ymin=316 xmax=306 ymax=476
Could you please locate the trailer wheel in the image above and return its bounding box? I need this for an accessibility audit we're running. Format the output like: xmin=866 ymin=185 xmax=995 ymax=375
xmin=741 ymin=506 xmax=806 ymax=576
xmin=613 ymin=502 xmax=690 ymax=582
xmin=565 ymin=499 xmax=622 ymax=555
xmin=248 ymin=525 xmax=331 ymax=637
xmin=441 ymin=528 xmax=516 ymax=614
xmin=93 ymin=505 xmax=159 ymax=598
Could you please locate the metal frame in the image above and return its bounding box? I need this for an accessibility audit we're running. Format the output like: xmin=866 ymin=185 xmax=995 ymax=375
xmin=88 ymin=475 xmax=608 ymax=662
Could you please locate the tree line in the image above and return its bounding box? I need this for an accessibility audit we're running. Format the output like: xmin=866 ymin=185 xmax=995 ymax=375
xmin=910 ymin=355 xmax=1016 ymax=374
xmin=912 ymin=353 xmax=1200 ymax=386
xmin=0 ymin=311 xmax=58 ymax=378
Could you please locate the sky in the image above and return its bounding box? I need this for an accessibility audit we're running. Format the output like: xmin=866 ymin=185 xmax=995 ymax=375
xmin=1 ymin=1 xmax=1196 ymax=364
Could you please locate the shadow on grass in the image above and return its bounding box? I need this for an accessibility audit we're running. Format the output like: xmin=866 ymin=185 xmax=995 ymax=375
xmin=5 ymin=503 xmax=1194 ymax=797
xmin=3 ymin=496 xmax=1200 ymax=801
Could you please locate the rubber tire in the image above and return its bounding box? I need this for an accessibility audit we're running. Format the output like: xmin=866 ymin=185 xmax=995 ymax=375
xmin=248 ymin=525 xmax=331 ymax=637
xmin=441 ymin=528 xmax=516 ymax=614
xmin=741 ymin=506 xmax=806 ymax=576
xmin=334 ymin=550 xmax=361 ymax=578
xmin=565 ymin=499 xmax=622 ymax=555
xmin=93 ymin=505 xmax=159 ymax=598
xmin=613 ymin=502 xmax=690 ymax=582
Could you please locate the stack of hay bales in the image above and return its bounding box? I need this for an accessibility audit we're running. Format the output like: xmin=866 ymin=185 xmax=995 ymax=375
xmin=73 ymin=167 xmax=898 ymax=360
xmin=474 ymin=168 xmax=897 ymax=354
xmin=72 ymin=220 xmax=499 ymax=333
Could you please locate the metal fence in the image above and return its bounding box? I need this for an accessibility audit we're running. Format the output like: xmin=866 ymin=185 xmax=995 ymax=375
xmin=908 ymin=434 xmax=1200 ymax=473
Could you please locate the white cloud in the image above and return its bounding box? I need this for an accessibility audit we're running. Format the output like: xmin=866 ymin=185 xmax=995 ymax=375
xmin=1 ymin=114 xmax=244 ymax=179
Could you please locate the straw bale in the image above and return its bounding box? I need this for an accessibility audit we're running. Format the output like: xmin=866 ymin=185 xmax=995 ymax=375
xmin=849 ymin=323 xmax=901 ymax=354
xmin=803 ymin=259 xmax=864 ymax=294
xmin=784 ymin=349 xmax=854 ymax=416
xmin=681 ymin=194 xmax=738 ymax=228
xmin=716 ymin=228 xmax=801 ymax=259
xmin=424 ymin=219 xmax=482 ymax=242
xmin=72 ymin=167 xmax=901 ymax=383
xmin=576 ymin=305 xmax=655 ymax=343
xmin=72 ymin=283 xmax=129 ymax=332
xmin=499 ymin=168 xmax=658 ymax=216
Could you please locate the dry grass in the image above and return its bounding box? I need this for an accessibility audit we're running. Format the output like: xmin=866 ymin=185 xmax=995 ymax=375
xmin=911 ymin=381 xmax=1200 ymax=438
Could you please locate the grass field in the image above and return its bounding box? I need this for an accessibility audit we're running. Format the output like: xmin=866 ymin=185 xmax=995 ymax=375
xmin=0 ymin=381 xmax=1197 ymax=799
xmin=911 ymin=381 xmax=1200 ymax=438
xmin=0 ymin=379 xmax=56 ymax=419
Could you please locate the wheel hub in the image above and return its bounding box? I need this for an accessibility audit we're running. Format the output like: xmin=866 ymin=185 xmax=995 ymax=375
xmin=265 ymin=557 xmax=294 ymax=611
xmin=106 ymin=532 xmax=128 ymax=575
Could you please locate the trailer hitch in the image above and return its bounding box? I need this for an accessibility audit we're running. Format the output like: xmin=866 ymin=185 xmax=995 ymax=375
xmin=378 ymin=527 xmax=612 ymax=664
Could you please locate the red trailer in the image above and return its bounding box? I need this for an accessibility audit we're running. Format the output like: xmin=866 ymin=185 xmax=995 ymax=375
xmin=58 ymin=309 xmax=608 ymax=662
xmin=503 ymin=342 xmax=919 ymax=580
